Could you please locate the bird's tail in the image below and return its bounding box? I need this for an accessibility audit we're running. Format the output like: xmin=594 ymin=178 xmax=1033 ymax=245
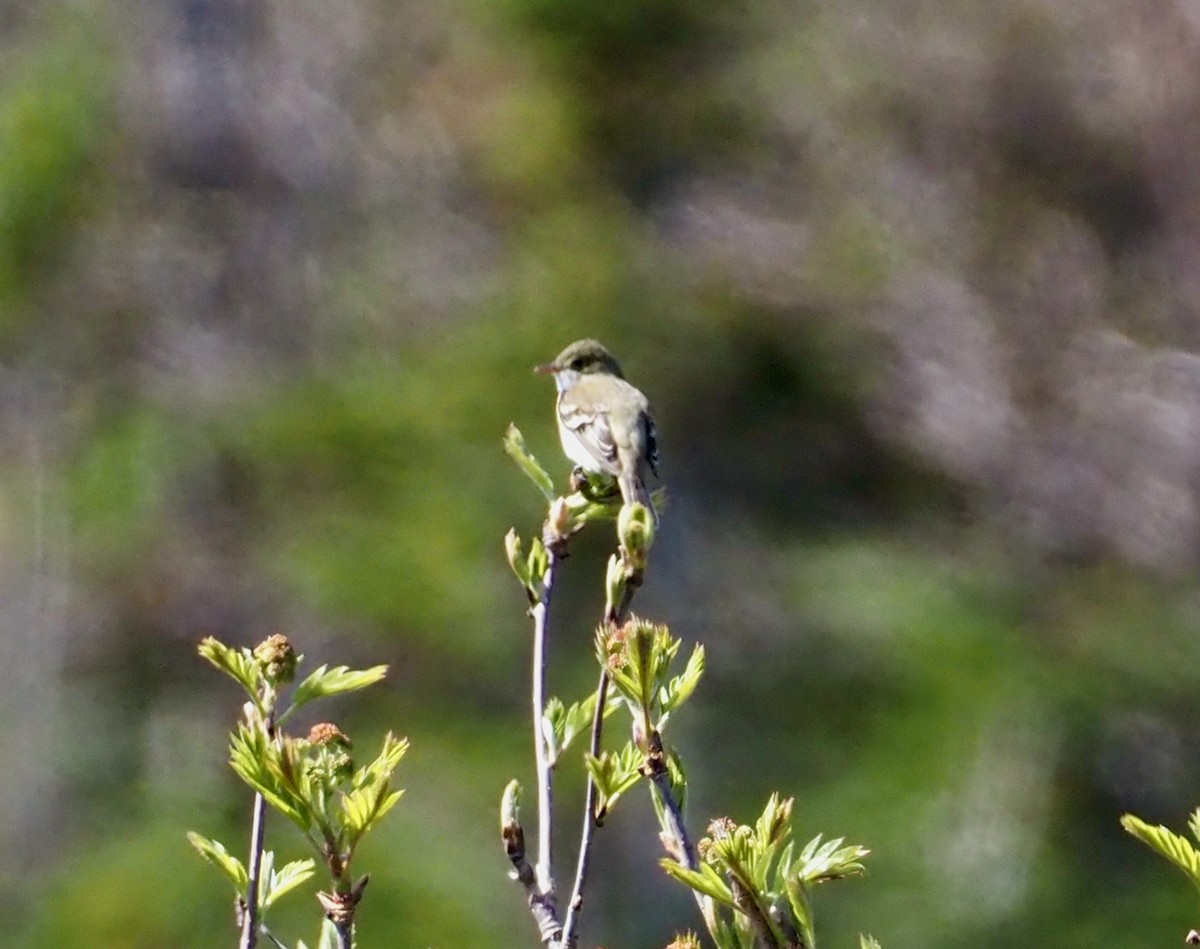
xmin=618 ymin=469 xmax=658 ymax=526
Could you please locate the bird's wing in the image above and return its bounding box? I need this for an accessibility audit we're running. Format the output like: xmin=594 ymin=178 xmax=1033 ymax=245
xmin=558 ymin=395 xmax=621 ymax=475
xmin=644 ymin=414 xmax=659 ymax=478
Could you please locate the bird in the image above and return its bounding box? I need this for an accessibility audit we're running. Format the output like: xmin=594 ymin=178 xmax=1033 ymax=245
xmin=536 ymin=339 xmax=658 ymax=521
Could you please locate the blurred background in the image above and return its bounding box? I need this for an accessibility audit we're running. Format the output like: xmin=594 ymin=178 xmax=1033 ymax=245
xmin=6 ymin=0 xmax=1200 ymax=945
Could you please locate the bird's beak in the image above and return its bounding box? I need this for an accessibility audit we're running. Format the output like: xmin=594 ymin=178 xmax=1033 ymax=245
xmin=534 ymin=362 xmax=558 ymax=375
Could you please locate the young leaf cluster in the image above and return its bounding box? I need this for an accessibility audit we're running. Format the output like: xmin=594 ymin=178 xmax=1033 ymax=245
xmin=662 ymin=794 xmax=870 ymax=949
xmin=187 ymin=833 xmax=316 ymax=914
xmin=542 ymin=691 xmax=622 ymax=767
xmin=191 ymin=635 xmax=405 ymax=947
xmin=576 ymin=619 xmax=704 ymax=825
xmin=1122 ymin=810 xmax=1200 ymax=896
xmin=599 ymin=618 xmax=705 ymax=742
xmin=229 ymin=723 xmax=408 ymax=860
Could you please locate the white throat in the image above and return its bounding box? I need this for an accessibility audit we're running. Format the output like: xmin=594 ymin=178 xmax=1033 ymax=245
xmin=553 ymin=368 xmax=580 ymax=393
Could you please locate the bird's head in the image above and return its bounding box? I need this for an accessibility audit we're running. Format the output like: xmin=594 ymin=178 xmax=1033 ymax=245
xmin=536 ymin=339 xmax=624 ymax=391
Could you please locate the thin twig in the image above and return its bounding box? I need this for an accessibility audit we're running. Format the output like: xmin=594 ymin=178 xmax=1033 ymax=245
xmin=560 ymin=667 xmax=610 ymax=949
xmin=240 ymin=790 xmax=268 ymax=948
xmin=648 ymin=770 xmax=697 ymax=869
xmin=531 ymin=548 xmax=559 ymax=896
xmin=504 ymin=821 xmax=564 ymax=944
xmin=731 ymin=876 xmax=783 ymax=949
xmin=560 ymin=561 xmax=642 ymax=948
xmin=647 ymin=740 xmax=716 ymax=934
xmin=258 ymin=924 xmax=290 ymax=949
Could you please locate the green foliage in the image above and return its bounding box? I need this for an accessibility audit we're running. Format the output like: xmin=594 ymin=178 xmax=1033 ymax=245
xmin=342 ymin=733 xmax=409 ymax=849
xmin=505 ymin=528 xmax=550 ymax=603
xmin=504 ymin=424 xmax=556 ymax=502
xmin=1121 ymin=812 xmax=1200 ymax=896
xmin=584 ymin=741 xmax=645 ymax=823
xmin=599 ymin=618 xmax=704 ymax=736
xmin=542 ymin=690 xmax=622 ymax=766
xmin=198 ymin=637 xmax=264 ymax=701
xmin=663 ymin=794 xmax=870 ymax=949
xmin=185 ymin=838 xmax=318 ymax=916
xmin=191 ymin=635 xmax=405 ymax=945
xmin=186 ymin=832 xmax=249 ymax=893
xmin=283 ymin=664 xmax=390 ymax=723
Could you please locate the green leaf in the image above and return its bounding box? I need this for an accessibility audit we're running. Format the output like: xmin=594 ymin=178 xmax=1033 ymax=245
xmin=1122 ymin=813 xmax=1200 ymax=891
xmin=662 ymin=644 xmax=705 ymax=715
xmin=284 ymin=663 xmax=388 ymax=717
xmin=794 ymin=833 xmax=870 ymax=885
xmin=755 ymin=793 xmax=794 ymax=851
xmin=527 ymin=537 xmax=549 ymax=587
xmin=317 ymin=918 xmax=340 ymax=949
xmin=342 ymin=784 xmax=404 ymax=843
xmin=584 ymin=742 xmax=644 ymax=820
xmin=542 ymin=697 xmax=564 ymax=763
xmin=660 ymin=859 xmax=736 ymax=907
xmin=342 ymin=733 xmax=408 ymax=847
xmin=349 ymin=732 xmax=409 ymax=791
xmin=198 ymin=637 xmax=261 ymax=698
xmin=545 ymin=690 xmax=621 ymax=765
xmin=187 ymin=831 xmax=249 ymax=893
xmin=504 ymin=424 xmax=556 ymax=501
xmin=228 ymin=723 xmax=312 ymax=831
xmin=860 ymin=936 xmax=882 ymax=949
xmin=262 ymin=857 xmax=317 ymax=911
xmin=784 ymin=874 xmax=815 ymax=948
xmin=504 ymin=529 xmax=530 ymax=587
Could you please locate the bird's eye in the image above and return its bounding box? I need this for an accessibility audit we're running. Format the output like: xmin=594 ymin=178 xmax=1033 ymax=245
xmin=569 ymin=357 xmax=584 ymax=370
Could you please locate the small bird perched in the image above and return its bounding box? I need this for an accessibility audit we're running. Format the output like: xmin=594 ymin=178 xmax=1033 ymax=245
xmin=536 ymin=339 xmax=658 ymax=521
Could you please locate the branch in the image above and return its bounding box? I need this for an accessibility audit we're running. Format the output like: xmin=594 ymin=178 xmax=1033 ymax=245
xmin=560 ymin=667 xmax=610 ymax=949
xmin=561 ymin=560 xmax=640 ymax=948
xmin=503 ymin=796 xmax=564 ymax=944
xmin=532 ymin=546 xmax=559 ymax=896
xmin=240 ymin=706 xmax=277 ymax=949
xmin=642 ymin=725 xmax=716 ymax=935
xmin=731 ymin=876 xmax=783 ymax=949
xmin=239 ymin=791 xmax=267 ymax=949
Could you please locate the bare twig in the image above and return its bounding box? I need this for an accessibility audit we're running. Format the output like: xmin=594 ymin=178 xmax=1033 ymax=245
xmin=648 ymin=771 xmax=697 ymax=868
xmin=560 ymin=667 xmax=610 ymax=949
xmin=504 ymin=816 xmax=565 ymax=944
xmin=561 ymin=559 xmax=641 ymax=947
xmin=531 ymin=547 xmax=559 ymax=896
xmin=239 ymin=790 xmax=267 ymax=949
xmin=240 ymin=701 xmax=276 ymax=949
xmin=645 ymin=732 xmax=716 ymax=934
